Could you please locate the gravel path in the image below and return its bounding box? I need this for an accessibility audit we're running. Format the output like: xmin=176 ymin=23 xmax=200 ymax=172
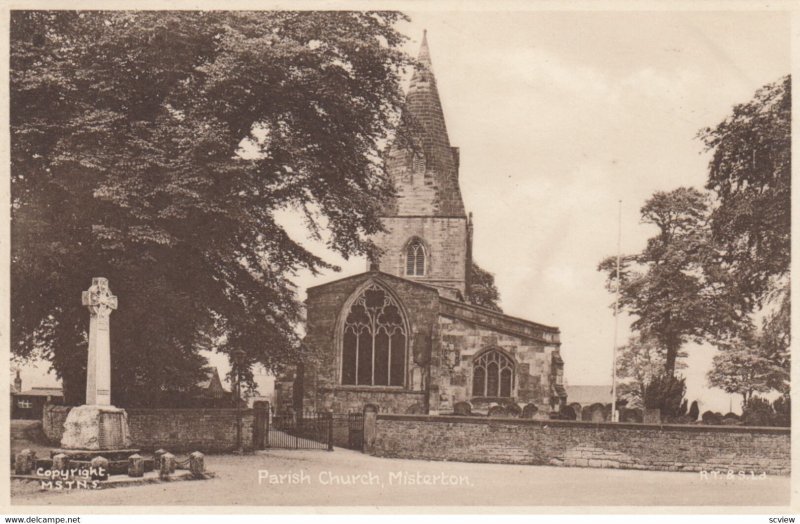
xmin=10 ymin=447 xmax=791 ymax=507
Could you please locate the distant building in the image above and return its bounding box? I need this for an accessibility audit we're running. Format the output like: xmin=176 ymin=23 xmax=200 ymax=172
xmin=192 ymin=367 xmax=244 ymax=408
xmin=12 ymin=385 xmax=64 ymax=420
xmin=198 ymin=367 xmax=228 ymax=399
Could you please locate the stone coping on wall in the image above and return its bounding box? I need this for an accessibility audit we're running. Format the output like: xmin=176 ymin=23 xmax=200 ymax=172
xmin=319 ymin=386 xmax=426 ymax=395
xmin=376 ymin=413 xmax=790 ymax=435
xmin=126 ymin=408 xmax=256 ymax=413
xmin=52 ymin=406 xmax=257 ymax=412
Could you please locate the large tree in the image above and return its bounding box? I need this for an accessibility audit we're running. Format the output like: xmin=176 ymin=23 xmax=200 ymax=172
xmin=599 ymin=187 xmax=732 ymax=377
xmin=699 ymin=76 xmax=791 ymax=398
xmin=699 ymin=75 xmax=790 ymax=312
xmin=11 ymin=11 xmax=410 ymax=406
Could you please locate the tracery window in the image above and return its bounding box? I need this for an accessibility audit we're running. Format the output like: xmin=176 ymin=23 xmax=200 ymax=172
xmin=472 ymin=350 xmax=515 ymax=397
xmin=341 ymin=284 xmax=407 ymax=386
xmin=406 ymin=240 xmax=426 ymax=276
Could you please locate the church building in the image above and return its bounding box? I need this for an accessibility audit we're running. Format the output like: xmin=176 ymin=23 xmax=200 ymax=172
xmin=297 ymin=33 xmax=567 ymax=416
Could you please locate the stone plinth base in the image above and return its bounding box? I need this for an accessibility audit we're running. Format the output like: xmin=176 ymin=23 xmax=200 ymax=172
xmin=50 ymin=448 xmax=141 ymax=462
xmin=60 ymin=404 xmax=133 ymax=451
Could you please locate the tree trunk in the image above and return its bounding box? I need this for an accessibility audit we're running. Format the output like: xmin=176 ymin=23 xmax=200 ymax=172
xmin=664 ymin=343 xmax=679 ymax=378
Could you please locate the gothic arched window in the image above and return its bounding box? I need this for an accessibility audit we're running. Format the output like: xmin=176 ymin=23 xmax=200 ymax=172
xmin=472 ymin=350 xmax=515 ymax=398
xmin=341 ymin=284 xmax=407 ymax=387
xmin=406 ymin=240 xmax=426 ymax=277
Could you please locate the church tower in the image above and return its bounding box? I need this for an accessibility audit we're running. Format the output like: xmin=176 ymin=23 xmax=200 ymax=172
xmin=371 ymin=31 xmax=472 ymax=300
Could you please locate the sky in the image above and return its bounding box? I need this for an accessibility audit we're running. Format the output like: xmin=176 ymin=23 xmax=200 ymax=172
xmin=13 ymin=9 xmax=790 ymax=415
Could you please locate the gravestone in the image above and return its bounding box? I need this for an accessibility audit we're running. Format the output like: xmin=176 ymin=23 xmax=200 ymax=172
xmin=643 ymin=408 xmax=662 ymax=424
xmin=56 ymin=278 xmax=137 ymax=461
xmin=521 ymin=403 xmax=539 ymax=419
xmin=560 ymin=405 xmax=578 ymax=420
xmin=487 ymin=405 xmax=507 ymax=418
xmin=453 ymin=401 xmax=472 ymax=416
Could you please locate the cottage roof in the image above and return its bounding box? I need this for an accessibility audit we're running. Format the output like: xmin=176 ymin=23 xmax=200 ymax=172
xmin=16 ymin=387 xmax=63 ymax=397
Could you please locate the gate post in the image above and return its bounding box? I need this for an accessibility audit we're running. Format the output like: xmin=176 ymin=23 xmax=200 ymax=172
xmin=326 ymin=412 xmax=334 ymax=451
xmin=363 ymin=404 xmax=378 ymax=453
xmin=253 ymin=400 xmax=269 ymax=450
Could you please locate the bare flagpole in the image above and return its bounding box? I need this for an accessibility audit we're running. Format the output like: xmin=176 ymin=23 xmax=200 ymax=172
xmin=611 ymin=199 xmax=622 ymax=423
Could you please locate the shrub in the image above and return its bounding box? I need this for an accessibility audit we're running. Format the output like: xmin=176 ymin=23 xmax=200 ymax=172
xmin=742 ymin=396 xmax=773 ymax=426
xmin=772 ymin=396 xmax=790 ymax=427
xmin=644 ymin=374 xmax=687 ymax=421
xmin=701 ymin=410 xmax=723 ymax=425
xmin=688 ymin=401 xmax=700 ymax=421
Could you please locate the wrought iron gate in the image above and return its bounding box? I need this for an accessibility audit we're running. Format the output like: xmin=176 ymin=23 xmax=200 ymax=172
xmin=267 ymin=412 xmax=333 ymax=450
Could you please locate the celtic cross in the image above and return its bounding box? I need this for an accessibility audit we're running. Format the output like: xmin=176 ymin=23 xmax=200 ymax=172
xmin=82 ymin=277 xmax=118 ymax=318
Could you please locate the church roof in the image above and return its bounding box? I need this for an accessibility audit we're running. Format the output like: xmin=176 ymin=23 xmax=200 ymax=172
xmin=384 ymin=31 xmax=466 ymax=217
xmin=307 ymin=269 xmax=560 ymax=342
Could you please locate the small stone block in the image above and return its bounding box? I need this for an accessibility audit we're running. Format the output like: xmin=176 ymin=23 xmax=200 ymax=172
xmin=90 ymin=456 xmax=109 ymax=481
xmin=128 ymin=453 xmax=144 ymax=478
xmin=154 ymin=449 xmax=168 ymax=465
xmin=15 ymin=449 xmax=36 ymax=475
xmin=160 ymin=452 xmax=176 ymax=478
xmin=52 ymin=453 xmax=69 ymax=471
xmin=189 ymin=452 xmax=205 ymax=478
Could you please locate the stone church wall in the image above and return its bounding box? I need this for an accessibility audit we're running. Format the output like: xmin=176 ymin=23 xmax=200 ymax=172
xmin=367 ymin=414 xmax=790 ymax=475
xmin=372 ymin=216 xmax=468 ymax=298
xmin=303 ymin=273 xmax=441 ymax=414
xmin=436 ymin=312 xmax=559 ymax=413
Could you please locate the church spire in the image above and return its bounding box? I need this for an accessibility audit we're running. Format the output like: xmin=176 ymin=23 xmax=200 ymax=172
xmin=386 ymin=30 xmax=465 ymax=217
xmin=373 ymin=31 xmax=470 ymax=298
xmin=418 ymin=29 xmax=431 ymax=67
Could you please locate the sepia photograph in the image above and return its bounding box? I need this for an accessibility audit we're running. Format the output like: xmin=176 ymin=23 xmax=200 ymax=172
xmin=3 ymin=3 xmax=793 ymax=514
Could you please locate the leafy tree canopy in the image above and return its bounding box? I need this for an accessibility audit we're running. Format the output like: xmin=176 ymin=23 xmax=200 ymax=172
xmin=467 ymin=261 xmax=502 ymax=312
xmin=11 ymin=11 xmax=411 ymax=406
xmin=599 ymin=187 xmax=733 ymax=377
xmin=699 ymin=75 xmax=791 ymax=310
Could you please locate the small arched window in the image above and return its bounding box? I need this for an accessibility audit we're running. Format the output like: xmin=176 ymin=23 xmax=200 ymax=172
xmin=406 ymin=240 xmax=426 ymax=276
xmin=472 ymin=350 xmax=515 ymax=398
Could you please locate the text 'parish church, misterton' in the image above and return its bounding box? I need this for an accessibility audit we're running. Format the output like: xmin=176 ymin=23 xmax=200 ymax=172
xmin=288 ymin=32 xmax=567 ymax=417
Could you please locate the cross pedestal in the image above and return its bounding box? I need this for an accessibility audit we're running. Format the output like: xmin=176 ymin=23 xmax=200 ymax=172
xmin=59 ymin=278 xmax=136 ymax=456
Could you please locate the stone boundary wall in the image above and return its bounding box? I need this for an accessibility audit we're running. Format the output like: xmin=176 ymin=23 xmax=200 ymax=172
xmin=43 ymin=405 xmax=255 ymax=453
xmin=367 ymin=414 xmax=790 ymax=475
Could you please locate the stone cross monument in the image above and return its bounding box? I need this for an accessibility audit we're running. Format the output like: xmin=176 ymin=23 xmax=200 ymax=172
xmin=58 ymin=277 xmax=135 ymax=457
xmin=82 ymin=277 xmax=117 ymax=405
